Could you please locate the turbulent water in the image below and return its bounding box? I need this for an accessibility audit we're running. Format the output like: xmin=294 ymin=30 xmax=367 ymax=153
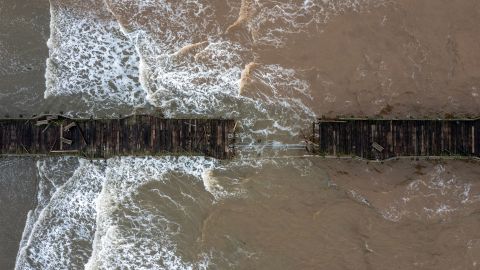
xmin=1 ymin=0 xmax=480 ymax=269
xmin=12 ymin=157 xmax=480 ymax=269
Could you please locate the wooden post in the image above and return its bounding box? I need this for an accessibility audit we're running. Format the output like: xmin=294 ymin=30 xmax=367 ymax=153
xmin=472 ymin=125 xmax=475 ymax=154
xmin=60 ymin=124 xmax=63 ymax=150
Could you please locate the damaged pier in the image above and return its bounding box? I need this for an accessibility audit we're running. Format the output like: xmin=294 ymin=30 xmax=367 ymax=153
xmin=312 ymin=119 xmax=480 ymax=160
xmin=0 ymin=115 xmax=236 ymax=159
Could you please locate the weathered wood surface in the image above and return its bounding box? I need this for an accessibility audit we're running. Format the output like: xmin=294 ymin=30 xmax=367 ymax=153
xmin=313 ymin=119 xmax=480 ymax=160
xmin=0 ymin=115 xmax=236 ymax=159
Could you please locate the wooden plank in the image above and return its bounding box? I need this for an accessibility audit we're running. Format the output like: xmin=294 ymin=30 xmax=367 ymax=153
xmin=60 ymin=124 xmax=63 ymax=151
xmin=372 ymin=142 xmax=384 ymax=152
xmin=64 ymin=122 xmax=76 ymax=132
xmin=35 ymin=120 xmax=49 ymax=126
xmin=61 ymin=137 xmax=72 ymax=145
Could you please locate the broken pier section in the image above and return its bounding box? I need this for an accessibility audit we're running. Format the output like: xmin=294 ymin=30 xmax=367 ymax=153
xmin=0 ymin=115 xmax=236 ymax=159
xmin=312 ymin=119 xmax=480 ymax=160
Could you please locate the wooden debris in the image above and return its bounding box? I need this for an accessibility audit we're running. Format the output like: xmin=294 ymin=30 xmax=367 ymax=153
xmin=35 ymin=120 xmax=49 ymax=126
xmin=64 ymin=122 xmax=77 ymax=132
xmin=61 ymin=137 xmax=72 ymax=145
xmin=42 ymin=124 xmax=51 ymax=133
xmin=372 ymin=142 xmax=384 ymax=152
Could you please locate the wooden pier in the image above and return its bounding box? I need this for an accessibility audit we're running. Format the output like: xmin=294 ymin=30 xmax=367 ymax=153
xmin=312 ymin=119 xmax=480 ymax=160
xmin=0 ymin=115 xmax=235 ymax=159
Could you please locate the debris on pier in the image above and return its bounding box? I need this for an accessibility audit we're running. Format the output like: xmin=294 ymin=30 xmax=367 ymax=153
xmin=311 ymin=119 xmax=480 ymax=160
xmin=0 ymin=115 xmax=236 ymax=159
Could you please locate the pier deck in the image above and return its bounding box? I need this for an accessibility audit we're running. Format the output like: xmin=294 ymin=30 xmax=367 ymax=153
xmin=313 ymin=119 xmax=480 ymax=160
xmin=0 ymin=115 xmax=235 ymax=159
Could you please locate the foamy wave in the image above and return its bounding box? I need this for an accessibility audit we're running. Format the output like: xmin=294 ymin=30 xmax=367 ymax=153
xmin=16 ymin=159 xmax=105 ymax=270
xmin=16 ymin=157 xmax=80 ymax=264
xmin=45 ymin=1 xmax=146 ymax=112
xmin=201 ymin=157 xmax=330 ymax=201
xmin=103 ymin=0 xmax=223 ymax=53
xmin=45 ymin=0 xmax=318 ymax=147
xmin=141 ymin=38 xmax=315 ymax=143
xmin=381 ymin=164 xmax=480 ymax=222
xmin=201 ymin=169 xmax=246 ymax=200
xmin=236 ymin=63 xmax=316 ymax=146
xmin=101 ymin=0 xmax=316 ymax=146
xmin=86 ymin=156 xmax=217 ymax=270
xmin=134 ymin=35 xmax=314 ymax=144
xmin=143 ymin=40 xmax=247 ymax=117
xmin=241 ymin=0 xmax=387 ymax=48
xmin=16 ymin=156 xmax=220 ymax=270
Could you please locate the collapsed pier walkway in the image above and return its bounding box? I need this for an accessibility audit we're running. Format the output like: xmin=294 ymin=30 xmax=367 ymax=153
xmin=0 ymin=115 xmax=235 ymax=159
xmin=312 ymin=119 xmax=480 ymax=160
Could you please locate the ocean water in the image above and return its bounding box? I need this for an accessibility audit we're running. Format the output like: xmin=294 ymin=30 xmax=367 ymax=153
xmin=2 ymin=0 xmax=480 ymax=269
xmin=13 ymin=157 xmax=480 ymax=269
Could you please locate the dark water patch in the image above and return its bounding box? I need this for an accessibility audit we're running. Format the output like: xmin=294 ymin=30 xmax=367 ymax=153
xmin=0 ymin=157 xmax=37 ymax=270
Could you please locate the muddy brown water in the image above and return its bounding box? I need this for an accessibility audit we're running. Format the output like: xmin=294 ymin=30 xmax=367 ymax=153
xmin=1 ymin=0 xmax=480 ymax=269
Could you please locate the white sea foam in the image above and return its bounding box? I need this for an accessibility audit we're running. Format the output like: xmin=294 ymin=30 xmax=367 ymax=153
xmin=381 ymin=164 xmax=480 ymax=222
xmin=201 ymin=169 xmax=246 ymax=201
xmin=142 ymin=40 xmax=247 ymax=117
xmin=16 ymin=159 xmax=105 ymax=270
xmin=133 ymin=35 xmax=315 ymax=145
xmin=104 ymin=0 xmax=222 ymax=53
xmin=15 ymin=156 xmax=221 ymax=270
xmin=45 ymin=1 xmax=145 ymax=112
xmin=100 ymin=0 xmax=318 ymax=145
xmin=16 ymin=157 xmax=80 ymax=261
xmin=86 ymin=156 xmax=217 ymax=270
xmin=246 ymin=0 xmax=387 ymax=48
